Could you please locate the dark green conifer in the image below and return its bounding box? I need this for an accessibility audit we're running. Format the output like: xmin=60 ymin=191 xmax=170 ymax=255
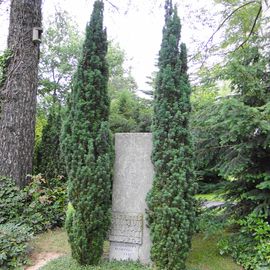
xmin=61 ymin=0 xmax=113 ymax=265
xmin=147 ymin=1 xmax=197 ymax=269
xmin=36 ymin=103 xmax=65 ymax=179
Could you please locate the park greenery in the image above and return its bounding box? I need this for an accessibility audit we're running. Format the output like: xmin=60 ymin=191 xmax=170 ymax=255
xmin=61 ymin=1 xmax=114 ymax=265
xmin=0 ymin=0 xmax=269 ymax=269
xmin=147 ymin=1 xmax=196 ymax=269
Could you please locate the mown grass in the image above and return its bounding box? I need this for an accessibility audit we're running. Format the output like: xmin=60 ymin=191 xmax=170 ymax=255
xmin=31 ymin=228 xmax=242 ymax=270
xmin=187 ymin=234 xmax=243 ymax=270
xmin=41 ymin=257 xmax=151 ymax=270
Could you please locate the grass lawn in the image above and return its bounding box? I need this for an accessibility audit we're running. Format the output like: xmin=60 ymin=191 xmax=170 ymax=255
xmin=41 ymin=258 xmax=151 ymax=270
xmin=29 ymin=228 xmax=242 ymax=270
xmin=30 ymin=228 xmax=71 ymax=254
xmin=187 ymin=234 xmax=242 ymax=270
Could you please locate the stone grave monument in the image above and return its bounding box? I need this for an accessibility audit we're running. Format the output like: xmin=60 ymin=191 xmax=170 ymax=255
xmin=109 ymin=133 xmax=153 ymax=264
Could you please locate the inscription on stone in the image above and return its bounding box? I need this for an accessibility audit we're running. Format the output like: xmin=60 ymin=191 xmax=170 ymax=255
xmin=110 ymin=242 xmax=139 ymax=261
xmin=109 ymin=212 xmax=143 ymax=244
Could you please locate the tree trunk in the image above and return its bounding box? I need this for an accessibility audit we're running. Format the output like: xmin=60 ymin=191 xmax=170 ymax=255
xmin=0 ymin=0 xmax=42 ymax=187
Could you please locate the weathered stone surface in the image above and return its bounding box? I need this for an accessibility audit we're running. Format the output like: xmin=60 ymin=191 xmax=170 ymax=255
xmin=110 ymin=242 xmax=139 ymax=261
xmin=109 ymin=133 xmax=153 ymax=264
xmin=109 ymin=212 xmax=143 ymax=244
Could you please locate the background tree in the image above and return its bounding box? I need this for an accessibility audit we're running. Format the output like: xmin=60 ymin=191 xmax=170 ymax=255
xmin=106 ymin=41 xmax=137 ymax=99
xmin=38 ymin=8 xmax=82 ymax=108
xmin=0 ymin=0 xmax=42 ymax=187
xmin=34 ymin=9 xmax=83 ymax=177
xmin=147 ymin=1 xmax=196 ymax=269
xmin=194 ymin=45 xmax=270 ymax=217
xmin=109 ymin=89 xmax=152 ymax=133
xmin=191 ymin=0 xmax=270 ymax=216
xmin=188 ymin=0 xmax=270 ymax=268
xmin=36 ymin=103 xmax=65 ymax=178
xmin=61 ymin=0 xmax=113 ymax=265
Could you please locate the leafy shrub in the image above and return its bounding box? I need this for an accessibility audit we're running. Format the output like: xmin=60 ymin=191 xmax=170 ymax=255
xmin=0 ymin=176 xmax=26 ymax=224
xmin=22 ymin=174 xmax=67 ymax=233
xmin=218 ymin=212 xmax=270 ymax=269
xmin=0 ymin=223 xmax=32 ymax=269
xmin=0 ymin=175 xmax=67 ymax=234
xmin=0 ymin=176 xmax=67 ymax=268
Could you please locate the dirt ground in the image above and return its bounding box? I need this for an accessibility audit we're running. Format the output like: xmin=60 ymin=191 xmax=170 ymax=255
xmin=25 ymin=252 xmax=64 ymax=270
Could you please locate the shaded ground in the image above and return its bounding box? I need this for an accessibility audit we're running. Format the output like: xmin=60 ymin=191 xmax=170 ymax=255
xmin=26 ymin=228 xmax=70 ymax=270
xmin=28 ymin=228 xmax=243 ymax=270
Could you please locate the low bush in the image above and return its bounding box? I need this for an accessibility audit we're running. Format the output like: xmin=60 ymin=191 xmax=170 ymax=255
xmin=218 ymin=212 xmax=270 ymax=270
xmin=0 ymin=223 xmax=32 ymax=269
xmin=0 ymin=175 xmax=67 ymax=268
xmin=0 ymin=176 xmax=26 ymax=224
xmin=0 ymin=174 xmax=67 ymax=233
xmin=23 ymin=174 xmax=67 ymax=233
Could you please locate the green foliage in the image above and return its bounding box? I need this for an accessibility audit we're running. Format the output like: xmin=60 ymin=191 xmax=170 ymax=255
xmin=0 ymin=49 xmax=13 ymax=116
xmin=147 ymin=1 xmax=197 ymax=269
xmin=196 ymin=207 xmax=228 ymax=237
xmin=33 ymin=108 xmax=48 ymax=173
xmin=214 ymin=0 xmax=262 ymax=51
xmin=0 ymin=176 xmax=26 ymax=224
xmin=223 ymin=46 xmax=269 ymax=106
xmin=192 ymin=20 xmax=270 ymax=268
xmin=36 ymin=103 xmax=65 ymax=178
xmin=23 ymin=175 xmax=67 ymax=233
xmin=39 ymin=8 xmax=82 ymax=106
xmin=194 ymin=97 xmax=270 ymax=217
xmin=0 ymin=223 xmax=32 ymax=269
xmin=0 ymin=175 xmax=67 ymax=234
xmin=193 ymin=45 xmax=270 ymax=219
xmin=61 ymin=0 xmax=113 ymax=265
xmin=110 ymin=90 xmax=152 ymax=133
xmin=106 ymin=42 xmax=137 ymax=99
xmin=0 ymin=49 xmax=12 ymax=88
xmin=191 ymin=72 xmax=227 ymax=194
xmin=0 ymin=175 xmax=66 ymax=269
xmin=218 ymin=213 xmax=270 ymax=269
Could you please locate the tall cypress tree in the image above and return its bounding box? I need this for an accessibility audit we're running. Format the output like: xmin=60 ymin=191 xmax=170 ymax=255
xmin=147 ymin=1 xmax=196 ymax=269
xmin=61 ymin=0 xmax=113 ymax=265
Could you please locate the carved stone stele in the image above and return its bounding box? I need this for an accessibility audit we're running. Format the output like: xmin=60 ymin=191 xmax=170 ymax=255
xmin=109 ymin=133 xmax=154 ymax=264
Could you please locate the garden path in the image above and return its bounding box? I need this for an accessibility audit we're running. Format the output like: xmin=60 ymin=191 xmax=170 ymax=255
xmin=25 ymin=252 xmax=64 ymax=270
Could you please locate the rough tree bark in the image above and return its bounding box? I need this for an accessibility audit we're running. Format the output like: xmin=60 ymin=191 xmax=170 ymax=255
xmin=0 ymin=0 xmax=42 ymax=187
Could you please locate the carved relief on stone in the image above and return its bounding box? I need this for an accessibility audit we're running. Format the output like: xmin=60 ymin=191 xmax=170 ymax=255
xmin=109 ymin=212 xmax=143 ymax=245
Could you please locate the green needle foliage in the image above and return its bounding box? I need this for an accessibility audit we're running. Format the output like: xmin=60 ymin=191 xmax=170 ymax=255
xmin=36 ymin=102 xmax=65 ymax=178
xmin=147 ymin=1 xmax=197 ymax=269
xmin=61 ymin=0 xmax=113 ymax=265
